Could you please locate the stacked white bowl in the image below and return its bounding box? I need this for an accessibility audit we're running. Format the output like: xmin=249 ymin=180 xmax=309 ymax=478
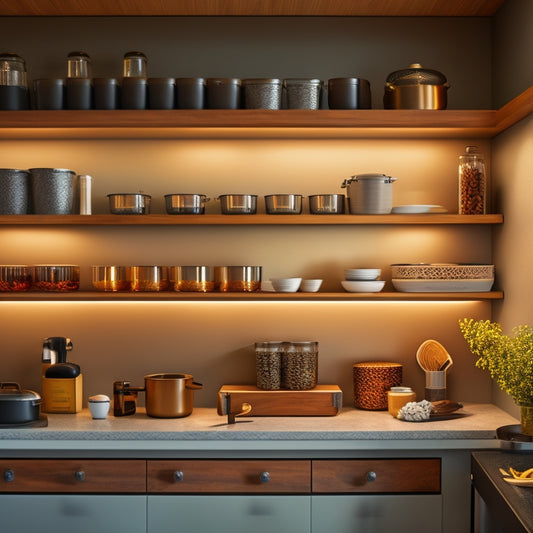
xmin=341 ymin=268 xmax=385 ymax=293
xmin=270 ymin=277 xmax=302 ymax=292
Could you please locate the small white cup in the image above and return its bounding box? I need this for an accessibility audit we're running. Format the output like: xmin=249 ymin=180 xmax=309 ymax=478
xmin=88 ymin=394 xmax=110 ymax=419
xmin=299 ymin=279 xmax=323 ymax=292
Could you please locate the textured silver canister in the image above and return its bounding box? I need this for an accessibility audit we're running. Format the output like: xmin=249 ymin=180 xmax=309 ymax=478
xmin=0 ymin=168 xmax=30 ymax=214
xmin=30 ymin=168 xmax=75 ymax=215
xmin=242 ymin=79 xmax=282 ymax=109
xmin=284 ymin=79 xmax=322 ymax=109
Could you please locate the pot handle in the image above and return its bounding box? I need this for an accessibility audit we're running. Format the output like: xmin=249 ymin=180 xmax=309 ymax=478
xmin=0 ymin=382 xmax=21 ymax=392
xmin=186 ymin=381 xmax=203 ymax=390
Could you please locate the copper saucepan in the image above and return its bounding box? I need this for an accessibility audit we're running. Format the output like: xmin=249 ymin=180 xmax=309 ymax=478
xmin=113 ymin=373 xmax=202 ymax=418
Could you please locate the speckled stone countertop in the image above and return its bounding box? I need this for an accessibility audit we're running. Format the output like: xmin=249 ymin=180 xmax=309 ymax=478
xmin=0 ymin=403 xmax=518 ymax=454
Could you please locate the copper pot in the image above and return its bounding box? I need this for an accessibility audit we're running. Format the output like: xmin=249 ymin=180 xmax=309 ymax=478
xmin=113 ymin=373 xmax=202 ymax=418
xmin=144 ymin=373 xmax=202 ymax=418
xmin=383 ymin=63 xmax=449 ymax=110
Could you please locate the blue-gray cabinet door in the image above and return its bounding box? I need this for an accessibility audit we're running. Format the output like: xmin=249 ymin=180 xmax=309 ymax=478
xmin=148 ymin=495 xmax=310 ymax=533
xmin=0 ymin=495 xmax=146 ymax=533
xmin=312 ymin=494 xmax=442 ymax=533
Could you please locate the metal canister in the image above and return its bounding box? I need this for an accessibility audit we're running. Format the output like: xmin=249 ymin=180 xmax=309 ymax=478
xmin=284 ymin=78 xmax=322 ymax=109
xmin=242 ymin=78 xmax=282 ymax=109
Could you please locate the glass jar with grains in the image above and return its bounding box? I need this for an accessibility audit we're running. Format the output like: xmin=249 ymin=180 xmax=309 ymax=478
xmin=459 ymin=145 xmax=486 ymax=214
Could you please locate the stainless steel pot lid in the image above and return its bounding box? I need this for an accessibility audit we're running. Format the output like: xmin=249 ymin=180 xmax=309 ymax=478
xmin=342 ymin=173 xmax=397 ymax=186
xmin=0 ymin=382 xmax=41 ymax=401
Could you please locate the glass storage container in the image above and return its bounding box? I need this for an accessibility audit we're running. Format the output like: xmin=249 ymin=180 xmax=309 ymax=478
xmin=459 ymin=145 xmax=486 ymax=214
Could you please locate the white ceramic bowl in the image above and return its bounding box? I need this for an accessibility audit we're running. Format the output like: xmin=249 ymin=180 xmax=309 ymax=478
xmin=344 ymin=268 xmax=381 ymax=281
xmin=271 ymin=277 xmax=302 ymax=292
xmin=341 ymin=280 xmax=385 ymax=293
xmin=299 ymin=279 xmax=323 ymax=292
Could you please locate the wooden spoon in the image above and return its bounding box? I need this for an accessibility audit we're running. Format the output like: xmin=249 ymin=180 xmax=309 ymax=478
xmin=416 ymin=339 xmax=453 ymax=372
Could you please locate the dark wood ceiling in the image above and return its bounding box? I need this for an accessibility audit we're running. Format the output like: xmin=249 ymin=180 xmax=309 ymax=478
xmin=0 ymin=0 xmax=507 ymax=17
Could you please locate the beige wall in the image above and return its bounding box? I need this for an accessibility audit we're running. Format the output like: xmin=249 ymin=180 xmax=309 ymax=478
xmin=490 ymin=0 xmax=533 ymax=416
xmin=0 ymin=14 xmax=515 ymax=410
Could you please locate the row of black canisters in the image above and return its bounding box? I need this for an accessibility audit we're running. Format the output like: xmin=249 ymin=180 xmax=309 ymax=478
xmin=12 ymin=76 xmax=372 ymax=111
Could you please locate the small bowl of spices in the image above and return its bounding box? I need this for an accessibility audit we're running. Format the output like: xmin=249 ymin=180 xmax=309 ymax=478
xmin=32 ymin=264 xmax=80 ymax=292
xmin=0 ymin=265 xmax=32 ymax=292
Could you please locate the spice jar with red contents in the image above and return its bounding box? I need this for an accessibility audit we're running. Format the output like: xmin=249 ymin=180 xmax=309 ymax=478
xmin=459 ymin=145 xmax=486 ymax=214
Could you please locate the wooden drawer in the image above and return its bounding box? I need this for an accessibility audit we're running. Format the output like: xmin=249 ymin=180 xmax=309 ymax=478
xmin=312 ymin=459 xmax=441 ymax=493
xmin=0 ymin=459 xmax=146 ymax=493
xmin=147 ymin=459 xmax=311 ymax=494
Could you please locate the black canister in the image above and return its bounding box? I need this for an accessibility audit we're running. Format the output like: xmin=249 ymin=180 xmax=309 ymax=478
xmin=176 ymin=78 xmax=205 ymax=109
xmin=66 ymin=78 xmax=92 ymax=110
xmin=0 ymin=53 xmax=30 ymax=110
xmin=206 ymin=78 xmax=241 ymax=109
xmin=328 ymin=78 xmax=371 ymax=109
xmin=121 ymin=77 xmax=147 ymax=109
xmin=66 ymin=52 xmax=92 ymax=110
xmin=148 ymin=77 xmax=175 ymax=109
xmin=0 ymin=169 xmax=31 ymax=214
xmin=93 ymin=78 xmax=119 ymax=110
xmin=33 ymin=79 xmax=65 ymax=110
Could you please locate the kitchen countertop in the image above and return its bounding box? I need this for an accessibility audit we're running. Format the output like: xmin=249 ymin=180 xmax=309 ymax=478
xmin=472 ymin=450 xmax=533 ymax=533
xmin=0 ymin=403 xmax=518 ymax=453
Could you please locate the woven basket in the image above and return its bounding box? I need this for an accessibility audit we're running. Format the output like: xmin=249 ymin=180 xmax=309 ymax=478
xmin=353 ymin=361 xmax=402 ymax=410
xmin=391 ymin=263 xmax=494 ymax=280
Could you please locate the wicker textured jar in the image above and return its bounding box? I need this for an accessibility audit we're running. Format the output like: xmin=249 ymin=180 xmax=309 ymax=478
xmin=353 ymin=361 xmax=402 ymax=410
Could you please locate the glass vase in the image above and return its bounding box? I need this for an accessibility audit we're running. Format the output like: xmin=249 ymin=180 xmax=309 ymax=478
xmin=520 ymin=405 xmax=533 ymax=436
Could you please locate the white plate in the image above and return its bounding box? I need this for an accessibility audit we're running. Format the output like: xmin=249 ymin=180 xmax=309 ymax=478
xmin=391 ymin=205 xmax=448 ymax=214
xmin=392 ymin=279 xmax=494 ymax=292
xmin=341 ymin=280 xmax=385 ymax=293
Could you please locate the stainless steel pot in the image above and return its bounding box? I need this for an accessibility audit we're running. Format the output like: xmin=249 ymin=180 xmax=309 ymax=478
xmin=165 ymin=193 xmax=209 ymax=215
xmin=308 ymin=194 xmax=345 ymax=214
xmin=108 ymin=193 xmax=151 ymax=214
xmin=383 ymin=63 xmax=449 ymax=110
xmin=341 ymin=174 xmax=397 ymax=214
xmin=265 ymin=194 xmax=302 ymax=214
xmin=0 ymin=382 xmax=42 ymax=424
xmin=113 ymin=374 xmax=202 ymax=418
xmin=217 ymin=194 xmax=257 ymax=214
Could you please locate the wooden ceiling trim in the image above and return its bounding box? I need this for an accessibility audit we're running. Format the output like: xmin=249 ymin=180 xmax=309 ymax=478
xmin=0 ymin=0 xmax=507 ymax=17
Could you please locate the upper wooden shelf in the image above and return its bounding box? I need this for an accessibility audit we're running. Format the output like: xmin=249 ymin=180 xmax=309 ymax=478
xmin=0 ymin=291 xmax=504 ymax=302
xmin=0 ymin=0 xmax=507 ymax=17
xmin=0 ymin=86 xmax=531 ymax=140
xmin=0 ymin=214 xmax=503 ymax=226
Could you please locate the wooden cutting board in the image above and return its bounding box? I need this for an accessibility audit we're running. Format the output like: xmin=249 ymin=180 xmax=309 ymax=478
xmin=217 ymin=385 xmax=342 ymax=417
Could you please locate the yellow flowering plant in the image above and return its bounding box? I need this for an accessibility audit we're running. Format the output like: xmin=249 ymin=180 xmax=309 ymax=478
xmin=459 ymin=318 xmax=533 ymax=406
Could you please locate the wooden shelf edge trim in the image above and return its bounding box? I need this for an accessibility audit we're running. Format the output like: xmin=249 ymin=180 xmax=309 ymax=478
xmin=0 ymin=291 xmax=504 ymax=301
xmin=0 ymin=214 xmax=504 ymax=225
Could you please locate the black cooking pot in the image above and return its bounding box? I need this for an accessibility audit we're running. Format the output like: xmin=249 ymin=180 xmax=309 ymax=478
xmin=0 ymin=382 xmax=42 ymax=424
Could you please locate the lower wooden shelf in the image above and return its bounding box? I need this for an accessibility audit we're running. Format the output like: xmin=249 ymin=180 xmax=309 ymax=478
xmin=0 ymin=291 xmax=504 ymax=301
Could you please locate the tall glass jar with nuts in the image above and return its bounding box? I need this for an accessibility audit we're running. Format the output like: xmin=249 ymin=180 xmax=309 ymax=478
xmin=459 ymin=145 xmax=486 ymax=214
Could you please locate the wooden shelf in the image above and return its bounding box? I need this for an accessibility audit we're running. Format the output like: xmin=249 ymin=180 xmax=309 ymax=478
xmin=0 ymin=214 xmax=503 ymax=226
xmin=0 ymin=0 xmax=507 ymax=17
xmin=0 ymin=291 xmax=504 ymax=302
xmin=0 ymin=85 xmax=530 ymax=139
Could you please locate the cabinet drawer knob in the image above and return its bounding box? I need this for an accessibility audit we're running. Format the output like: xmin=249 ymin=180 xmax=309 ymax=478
xmin=173 ymin=470 xmax=184 ymax=483
xmin=4 ymin=469 xmax=14 ymax=482
xmin=75 ymin=470 xmax=86 ymax=482
xmin=366 ymin=471 xmax=377 ymax=482
xmin=260 ymin=471 xmax=270 ymax=483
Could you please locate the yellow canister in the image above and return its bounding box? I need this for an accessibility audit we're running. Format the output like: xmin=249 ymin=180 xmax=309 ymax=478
xmin=388 ymin=386 xmax=417 ymax=418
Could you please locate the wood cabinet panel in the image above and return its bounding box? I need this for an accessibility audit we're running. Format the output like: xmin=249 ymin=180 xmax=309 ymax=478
xmin=147 ymin=459 xmax=311 ymax=493
xmin=312 ymin=458 xmax=441 ymax=493
xmin=0 ymin=459 xmax=146 ymax=493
